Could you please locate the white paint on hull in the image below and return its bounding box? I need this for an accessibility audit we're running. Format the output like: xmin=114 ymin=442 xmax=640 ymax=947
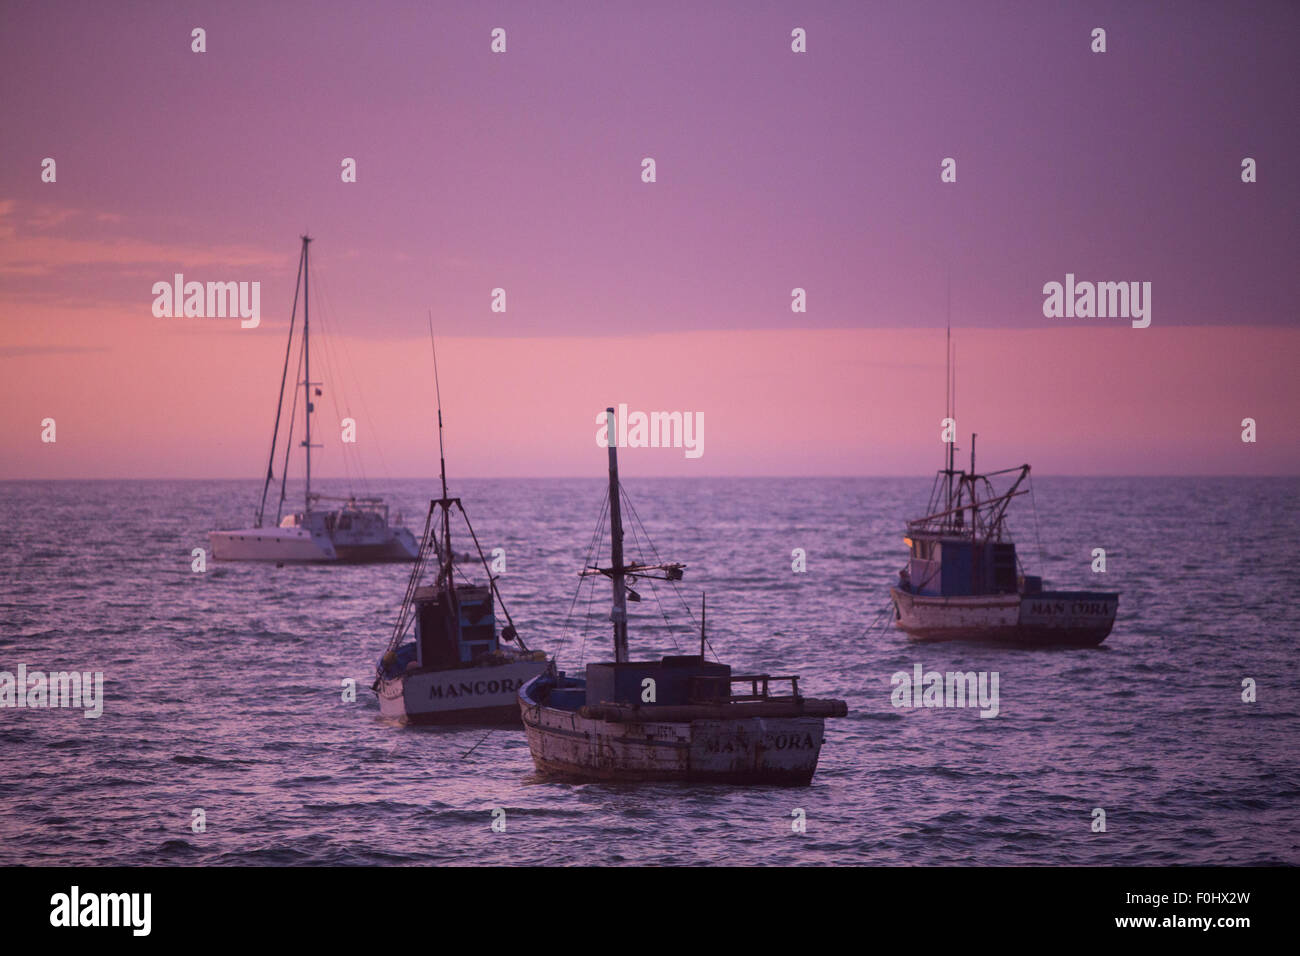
xmin=890 ymin=588 xmax=1117 ymax=645
xmin=891 ymin=588 xmax=1020 ymax=639
xmin=379 ymin=659 xmax=548 ymax=723
xmin=209 ymin=527 xmax=337 ymax=561
xmin=209 ymin=525 xmax=418 ymax=562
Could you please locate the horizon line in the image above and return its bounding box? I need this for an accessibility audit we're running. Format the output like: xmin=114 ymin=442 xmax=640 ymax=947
xmin=3 ymin=473 xmax=1297 ymax=483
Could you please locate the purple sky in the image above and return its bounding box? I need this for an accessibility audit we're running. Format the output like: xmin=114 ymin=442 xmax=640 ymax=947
xmin=4 ymin=1 xmax=1295 ymax=335
xmin=1 ymin=1 xmax=1296 ymax=477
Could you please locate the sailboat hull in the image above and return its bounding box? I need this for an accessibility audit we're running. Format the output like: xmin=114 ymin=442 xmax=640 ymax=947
xmin=209 ymin=526 xmax=418 ymax=563
xmin=519 ymin=680 xmax=829 ymax=786
xmin=209 ymin=528 xmax=338 ymax=562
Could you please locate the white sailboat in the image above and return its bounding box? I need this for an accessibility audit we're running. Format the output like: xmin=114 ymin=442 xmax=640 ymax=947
xmin=209 ymin=235 xmax=418 ymax=563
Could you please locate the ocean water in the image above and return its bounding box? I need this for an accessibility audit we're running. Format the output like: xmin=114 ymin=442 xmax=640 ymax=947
xmin=0 ymin=476 xmax=1297 ymax=866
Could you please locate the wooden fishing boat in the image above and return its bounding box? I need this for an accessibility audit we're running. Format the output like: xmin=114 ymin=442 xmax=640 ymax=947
xmin=888 ymin=320 xmax=1119 ymax=647
xmin=889 ymin=445 xmax=1119 ymax=647
xmin=519 ymin=408 xmax=847 ymax=785
xmin=371 ymin=339 xmax=545 ymax=724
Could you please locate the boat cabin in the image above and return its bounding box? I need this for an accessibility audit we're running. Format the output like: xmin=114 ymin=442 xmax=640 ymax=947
xmin=904 ymin=534 xmax=1021 ymax=597
xmin=585 ymin=655 xmax=732 ymax=707
xmin=413 ymin=584 xmax=499 ymax=670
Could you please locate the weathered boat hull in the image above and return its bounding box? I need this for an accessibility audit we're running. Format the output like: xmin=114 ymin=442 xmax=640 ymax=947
xmin=378 ymin=660 xmax=548 ymax=725
xmin=519 ymin=677 xmax=830 ymax=785
xmin=891 ymin=587 xmax=1117 ymax=647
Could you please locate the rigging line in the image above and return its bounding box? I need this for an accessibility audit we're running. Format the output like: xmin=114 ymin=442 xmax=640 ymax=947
xmin=461 ymin=727 xmax=495 ymax=760
xmin=622 ymin=501 xmax=682 ymax=653
xmin=576 ymin=558 xmax=600 ymax=668
xmin=382 ymin=503 xmax=437 ymax=664
xmin=276 ymin=335 xmax=306 ymax=523
xmin=455 ymin=501 xmax=529 ymax=651
xmin=311 ymin=259 xmax=376 ymax=495
xmin=554 ymin=485 xmax=609 ymax=662
xmin=618 ymin=485 xmax=713 ymax=659
xmin=321 ymin=320 xmax=357 ymax=496
xmin=574 ymin=489 xmax=611 ymax=667
xmin=307 ymin=274 xmax=358 ymax=496
xmin=643 ymin=577 xmax=675 ymax=645
xmin=315 ymin=259 xmax=393 ymax=488
xmin=1028 ymin=474 xmax=1046 ymax=573
xmin=620 ymin=487 xmax=698 ymax=631
xmin=865 ymin=598 xmax=896 ymax=639
xmin=257 ymin=244 xmax=305 ymax=527
xmin=579 ymin=497 xmax=610 ymax=663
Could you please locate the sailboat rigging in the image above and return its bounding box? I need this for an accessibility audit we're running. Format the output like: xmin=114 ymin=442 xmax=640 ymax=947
xmin=209 ymin=235 xmax=419 ymax=563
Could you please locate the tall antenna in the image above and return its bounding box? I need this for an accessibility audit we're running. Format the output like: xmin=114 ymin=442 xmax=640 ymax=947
xmin=427 ymin=312 xmax=454 ymax=591
xmin=427 ymin=311 xmax=448 ymax=503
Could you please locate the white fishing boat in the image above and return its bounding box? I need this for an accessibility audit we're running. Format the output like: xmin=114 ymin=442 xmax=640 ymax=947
xmin=372 ymin=339 xmax=546 ymax=725
xmin=209 ymin=235 xmax=418 ymax=563
xmin=889 ymin=443 xmax=1119 ymax=647
xmin=518 ymin=407 xmax=847 ymax=786
xmin=888 ymin=324 xmax=1118 ymax=646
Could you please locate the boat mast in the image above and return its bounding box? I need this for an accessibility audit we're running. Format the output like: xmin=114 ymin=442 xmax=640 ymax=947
xmin=606 ymin=406 xmax=629 ymax=663
xmin=301 ymin=234 xmax=314 ymax=514
xmin=429 ymin=317 xmax=453 ymax=587
xmin=944 ymin=270 xmax=957 ymax=523
xmin=255 ymin=239 xmax=306 ymax=528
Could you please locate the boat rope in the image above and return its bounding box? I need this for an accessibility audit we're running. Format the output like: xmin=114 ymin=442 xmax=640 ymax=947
xmin=311 ymin=258 xmax=391 ymax=495
xmin=555 ymin=485 xmax=609 ymax=666
xmin=375 ymin=501 xmax=437 ymax=678
xmin=461 ymin=727 xmax=496 ymax=760
xmin=621 ymin=493 xmax=683 ymax=655
xmin=275 ymin=340 xmax=305 ymax=525
xmin=1028 ymin=475 xmax=1046 ymax=573
xmin=864 ymin=598 xmax=897 ymax=639
xmin=575 ymin=544 xmax=601 ymax=667
xmin=620 ymin=484 xmax=717 ymax=659
xmin=457 ymin=500 xmax=529 ymax=651
xmin=621 ymin=487 xmax=699 ymax=632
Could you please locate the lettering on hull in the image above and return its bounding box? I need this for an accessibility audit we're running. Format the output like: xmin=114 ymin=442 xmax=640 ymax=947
xmin=430 ymin=677 xmax=523 ymax=699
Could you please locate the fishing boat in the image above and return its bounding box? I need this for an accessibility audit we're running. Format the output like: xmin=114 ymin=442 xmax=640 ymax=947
xmin=209 ymin=235 xmax=418 ymax=563
xmin=889 ymin=440 xmax=1118 ymax=646
xmin=518 ymin=408 xmax=847 ymax=785
xmin=888 ymin=322 xmax=1118 ymax=645
xmin=372 ymin=339 xmax=546 ymax=725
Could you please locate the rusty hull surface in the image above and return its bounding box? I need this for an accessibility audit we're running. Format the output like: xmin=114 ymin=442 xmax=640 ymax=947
xmin=520 ymin=699 xmax=827 ymax=786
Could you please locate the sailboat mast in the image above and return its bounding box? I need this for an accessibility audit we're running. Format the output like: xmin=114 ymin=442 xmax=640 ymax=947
xmin=301 ymin=234 xmax=313 ymax=514
xmin=255 ymin=240 xmax=306 ymax=528
xmin=605 ymin=406 xmax=629 ymax=663
xmin=944 ymin=270 xmax=955 ymax=519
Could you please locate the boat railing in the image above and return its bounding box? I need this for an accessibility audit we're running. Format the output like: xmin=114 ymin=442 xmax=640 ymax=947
xmin=691 ymin=674 xmax=802 ymax=704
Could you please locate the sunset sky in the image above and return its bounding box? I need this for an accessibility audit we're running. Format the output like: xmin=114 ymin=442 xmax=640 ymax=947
xmin=2 ymin=1 xmax=1296 ymax=478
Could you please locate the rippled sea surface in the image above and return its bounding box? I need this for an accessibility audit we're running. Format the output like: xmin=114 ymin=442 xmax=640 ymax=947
xmin=1 ymin=476 xmax=1297 ymax=866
